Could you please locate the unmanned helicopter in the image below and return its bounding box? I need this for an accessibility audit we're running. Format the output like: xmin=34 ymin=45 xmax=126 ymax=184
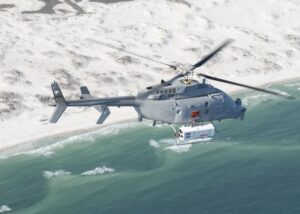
xmin=49 ymin=39 xmax=294 ymax=144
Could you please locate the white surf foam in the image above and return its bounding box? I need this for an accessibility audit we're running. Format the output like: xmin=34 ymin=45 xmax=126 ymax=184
xmin=81 ymin=166 xmax=114 ymax=176
xmin=43 ymin=170 xmax=71 ymax=179
xmin=92 ymin=122 xmax=140 ymax=136
xmin=0 ymin=205 xmax=11 ymax=213
xmin=159 ymin=138 xmax=178 ymax=145
xmin=271 ymin=88 xmax=291 ymax=97
xmin=3 ymin=122 xmax=141 ymax=159
xmin=159 ymin=138 xmax=192 ymax=153
xmin=165 ymin=144 xmax=192 ymax=153
xmin=12 ymin=132 xmax=96 ymax=158
xmin=145 ymin=122 xmax=164 ymax=128
xmin=148 ymin=139 xmax=160 ymax=148
xmin=242 ymin=94 xmax=269 ymax=106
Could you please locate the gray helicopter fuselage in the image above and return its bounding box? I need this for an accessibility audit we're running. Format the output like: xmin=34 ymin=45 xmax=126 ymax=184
xmin=49 ymin=39 xmax=292 ymax=126
xmin=135 ymin=79 xmax=246 ymax=124
xmin=49 ymin=78 xmax=246 ymax=125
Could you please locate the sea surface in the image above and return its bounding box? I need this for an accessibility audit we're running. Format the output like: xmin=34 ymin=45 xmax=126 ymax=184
xmin=0 ymin=82 xmax=300 ymax=214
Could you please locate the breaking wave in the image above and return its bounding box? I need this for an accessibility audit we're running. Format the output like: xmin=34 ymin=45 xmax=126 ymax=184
xmin=0 ymin=205 xmax=11 ymax=213
xmin=148 ymin=139 xmax=160 ymax=148
xmin=92 ymin=122 xmax=140 ymax=136
xmin=43 ymin=170 xmax=71 ymax=179
xmin=81 ymin=166 xmax=114 ymax=176
xmin=165 ymin=144 xmax=192 ymax=153
xmin=159 ymin=138 xmax=178 ymax=145
xmin=4 ymin=122 xmax=141 ymax=158
xmin=242 ymin=93 xmax=270 ymax=106
xmin=271 ymin=88 xmax=291 ymax=97
xmin=21 ymin=133 xmax=95 ymax=157
xmin=159 ymin=138 xmax=192 ymax=153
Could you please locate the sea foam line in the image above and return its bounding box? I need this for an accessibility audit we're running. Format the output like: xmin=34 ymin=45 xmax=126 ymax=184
xmin=81 ymin=166 xmax=115 ymax=176
xmin=4 ymin=122 xmax=141 ymax=158
xmin=165 ymin=144 xmax=192 ymax=153
xmin=9 ymin=132 xmax=96 ymax=158
xmin=91 ymin=122 xmax=140 ymax=136
xmin=28 ymin=123 xmax=138 ymax=157
xmin=43 ymin=170 xmax=71 ymax=179
xmin=148 ymin=139 xmax=160 ymax=148
xmin=159 ymin=138 xmax=192 ymax=153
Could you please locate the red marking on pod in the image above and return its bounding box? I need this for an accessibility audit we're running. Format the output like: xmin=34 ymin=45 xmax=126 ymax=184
xmin=191 ymin=111 xmax=200 ymax=118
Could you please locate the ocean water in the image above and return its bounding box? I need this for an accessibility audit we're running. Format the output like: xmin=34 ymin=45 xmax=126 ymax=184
xmin=0 ymin=82 xmax=299 ymax=214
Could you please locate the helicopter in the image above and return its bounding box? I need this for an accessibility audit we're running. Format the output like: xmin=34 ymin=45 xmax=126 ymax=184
xmin=49 ymin=39 xmax=294 ymax=143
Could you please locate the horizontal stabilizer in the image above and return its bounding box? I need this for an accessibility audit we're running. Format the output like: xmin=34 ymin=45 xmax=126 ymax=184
xmin=80 ymin=86 xmax=102 ymax=113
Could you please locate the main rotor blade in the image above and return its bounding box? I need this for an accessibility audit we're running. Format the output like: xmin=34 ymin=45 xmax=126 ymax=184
xmin=191 ymin=39 xmax=233 ymax=71
xmin=89 ymin=39 xmax=177 ymax=70
xmin=145 ymin=73 xmax=185 ymax=90
xmin=198 ymin=73 xmax=295 ymax=100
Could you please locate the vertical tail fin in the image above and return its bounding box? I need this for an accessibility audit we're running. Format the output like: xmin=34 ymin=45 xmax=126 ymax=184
xmin=49 ymin=81 xmax=67 ymax=123
xmin=96 ymin=105 xmax=110 ymax=124
xmin=80 ymin=86 xmax=93 ymax=99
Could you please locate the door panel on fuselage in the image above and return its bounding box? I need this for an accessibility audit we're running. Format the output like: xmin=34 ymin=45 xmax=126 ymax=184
xmin=209 ymin=93 xmax=224 ymax=120
xmin=139 ymin=99 xmax=175 ymax=123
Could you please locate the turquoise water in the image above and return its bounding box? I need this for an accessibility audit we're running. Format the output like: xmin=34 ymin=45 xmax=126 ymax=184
xmin=0 ymin=82 xmax=300 ymax=214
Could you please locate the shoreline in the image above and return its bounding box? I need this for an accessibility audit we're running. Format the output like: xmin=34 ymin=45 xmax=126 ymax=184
xmin=1 ymin=74 xmax=299 ymax=154
xmin=0 ymin=118 xmax=137 ymax=155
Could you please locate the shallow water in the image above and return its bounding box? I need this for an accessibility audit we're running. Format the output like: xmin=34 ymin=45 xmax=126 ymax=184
xmin=0 ymin=82 xmax=299 ymax=214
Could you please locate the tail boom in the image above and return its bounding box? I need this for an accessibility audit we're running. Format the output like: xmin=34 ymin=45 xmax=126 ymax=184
xmin=49 ymin=81 xmax=136 ymax=124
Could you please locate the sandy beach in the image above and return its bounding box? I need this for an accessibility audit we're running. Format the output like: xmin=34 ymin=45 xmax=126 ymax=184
xmin=1 ymin=0 xmax=300 ymax=151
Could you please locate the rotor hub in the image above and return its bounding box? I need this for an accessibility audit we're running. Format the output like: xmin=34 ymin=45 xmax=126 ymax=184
xmin=176 ymin=64 xmax=194 ymax=74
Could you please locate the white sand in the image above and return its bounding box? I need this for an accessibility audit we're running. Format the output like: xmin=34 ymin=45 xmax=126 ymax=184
xmin=1 ymin=0 xmax=300 ymax=151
